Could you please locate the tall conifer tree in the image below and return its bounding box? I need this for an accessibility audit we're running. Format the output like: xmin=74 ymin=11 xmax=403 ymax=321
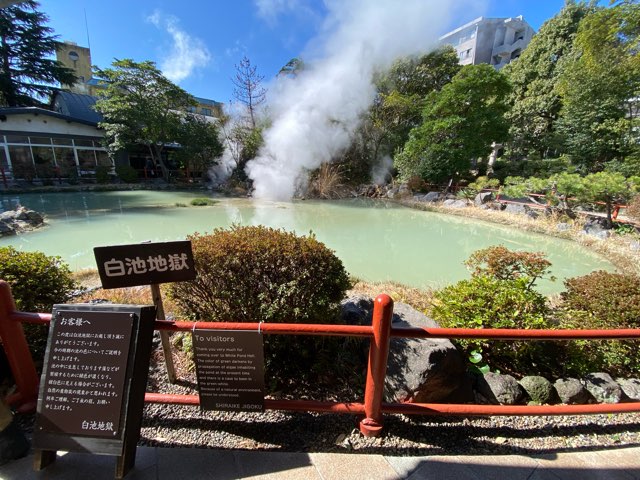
xmin=0 ymin=0 xmax=76 ymax=107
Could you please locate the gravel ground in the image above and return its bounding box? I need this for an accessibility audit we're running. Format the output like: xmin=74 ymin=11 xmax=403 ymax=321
xmin=139 ymin=342 xmax=640 ymax=456
xmin=14 ymin=340 xmax=640 ymax=456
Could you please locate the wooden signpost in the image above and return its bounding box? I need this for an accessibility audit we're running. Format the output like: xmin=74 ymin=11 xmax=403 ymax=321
xmin=94 ymin=240 xmax=196 ymax=384
xmin=33 ymin=304 xmax=156 ymax=479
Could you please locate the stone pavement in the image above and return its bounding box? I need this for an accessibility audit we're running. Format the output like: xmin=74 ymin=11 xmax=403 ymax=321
xmin=0 ymin=446 xmax=639 ymax=480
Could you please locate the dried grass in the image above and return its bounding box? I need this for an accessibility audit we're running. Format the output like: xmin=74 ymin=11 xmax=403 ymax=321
xmin=310 ymin=163 xmax=345 ymax=199
xmin=349 ymin=280 xmax=435 ymax=314
xmin=400 ymin=199 xmax=640 ymax=278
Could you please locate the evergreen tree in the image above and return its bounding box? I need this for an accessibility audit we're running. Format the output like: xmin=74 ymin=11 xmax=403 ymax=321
xmin=556 ymin=1 xmax=640 ymax=172
xmin=503 ymin=1 xmax=594 ymax=159
xmin=394 ymin=64 xmax=511 ymax=184
xmin=0 ymin=0 xmax=76 ymax=107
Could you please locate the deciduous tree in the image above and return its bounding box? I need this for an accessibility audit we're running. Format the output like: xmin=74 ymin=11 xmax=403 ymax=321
xmin=94 ymin=59 xmax=196 ymax=180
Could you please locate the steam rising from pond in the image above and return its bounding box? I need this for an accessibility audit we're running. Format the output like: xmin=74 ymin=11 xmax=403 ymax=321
xmin=246 ymin=0 xmax=477 ymax=200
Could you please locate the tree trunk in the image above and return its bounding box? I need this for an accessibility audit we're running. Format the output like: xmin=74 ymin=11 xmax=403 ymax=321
xmin=151 ymin=144 xmax=170 ymax=181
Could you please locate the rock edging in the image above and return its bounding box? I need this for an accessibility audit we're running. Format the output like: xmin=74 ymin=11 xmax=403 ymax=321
xmin=0 ymin=206 xmax=45 ymax=237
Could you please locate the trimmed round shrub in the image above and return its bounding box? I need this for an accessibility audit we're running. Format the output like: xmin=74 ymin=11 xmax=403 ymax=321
xmin=0 ymin=246 xmax=77 ymax=369
xmin=167 ymin=225 xmax=352 ymax=385
xmin=0 ymin=246 xmax=77 ymax=312
xmin=557 ymin=271 xmax=640 ymax=376
xmin=431 ymin=275 xmax=553 ymax=375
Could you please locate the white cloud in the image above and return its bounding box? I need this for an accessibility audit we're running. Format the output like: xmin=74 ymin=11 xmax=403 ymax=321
xmin=254 ymin=0 xmax=307 ymax=25
xmin=147 ymin=10 xmax=211 ymax=83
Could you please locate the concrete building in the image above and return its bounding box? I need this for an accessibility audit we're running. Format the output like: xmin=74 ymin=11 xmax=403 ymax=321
xmin=439 ymin=16 xmax=534 ymax=70
xmin=55 ymin=41 xmax=223 ymax=118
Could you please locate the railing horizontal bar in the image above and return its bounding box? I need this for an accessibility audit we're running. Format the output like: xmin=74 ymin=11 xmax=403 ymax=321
xmin=10 ymin=312 xmax=51 ymax=325
xmin=392 ymin=327 xmax=640 ymax=340
xmin=144 ymin=393 xmax=366 ymax=414
xmin=13 ymin=313 xmax=640 ymax=340
xmin=382 ymin=402 xmax=640 ymax=416
xmin=156 ymin=321 xmax=374 ymax=337
xmin=144 ymin=393 xmax=640 ymax=416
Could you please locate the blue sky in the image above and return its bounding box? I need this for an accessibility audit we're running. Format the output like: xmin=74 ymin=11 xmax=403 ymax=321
xmin=38 ymin=1 xmax=586 ymax=104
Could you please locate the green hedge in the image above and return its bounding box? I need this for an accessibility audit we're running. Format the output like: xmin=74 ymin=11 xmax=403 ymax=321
xmin=168 ymin=225 xmax=352 ymax=386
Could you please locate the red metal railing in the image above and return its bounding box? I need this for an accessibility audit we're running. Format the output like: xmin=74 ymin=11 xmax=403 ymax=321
xmin=2 ymin=280 xmax=640 ymax=437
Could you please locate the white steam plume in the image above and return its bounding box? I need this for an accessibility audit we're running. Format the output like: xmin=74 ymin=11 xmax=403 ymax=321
xmin=247 ymin=0 xmax=478 ymax=200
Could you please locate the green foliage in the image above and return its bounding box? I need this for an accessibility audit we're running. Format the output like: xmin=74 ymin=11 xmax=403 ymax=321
xmin=173 ymin=114 xmax=223 ymax=179
xmin=491 ymin=157 xmax=574 ymax=182
xmin=557 ymin=271 xmax=640 ymax=375
xmin=95 ymin=165 xmax=111 ymax=184
xmin=502 ymin=172 xmax=638 ymax=225
xmin=0 ymin=1 xmax=77 ymax=106
xmin=556 ymin=3 xmax=640 ymax=171
xmin=0 ymin=246 xmax=77 ymax=366
xmin=503 ymin=2 xmax=594 ymax=159
xmin=465 ymin=245 xmax=554 ymax=289
xmin=395 ymin=64 xmax=511 ymax=184
xmin=167 ymin=226 xmax=352 ymax=384
xmin=189 ymin=198 xmax=216 ymax=206
xmin=94 ymin=59 xmax=196 ymax=180
xmin=0 ymin=246 xmax=77 ymax=312
xmin=114 ymin=164 xmax=139 ymax=183
xmin=431 ymin=275 xmax=551 ymax=375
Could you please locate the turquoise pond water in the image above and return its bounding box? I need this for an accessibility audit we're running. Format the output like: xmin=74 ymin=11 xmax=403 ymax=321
xmin=0 ymin=191 xmax=614 ymax=294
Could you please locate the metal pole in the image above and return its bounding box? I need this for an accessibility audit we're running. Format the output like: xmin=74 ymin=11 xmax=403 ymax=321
xmin=359 ymin=293 xmax=393 ymax=437
xmin=0 ymin=281 xmax=39 ymax=411
xmin=150 ymin=284 xmax=177 ymax=383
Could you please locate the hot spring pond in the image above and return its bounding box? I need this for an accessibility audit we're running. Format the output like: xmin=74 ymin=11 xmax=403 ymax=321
xmin=0 ymin=190 xmax=614 ymax=294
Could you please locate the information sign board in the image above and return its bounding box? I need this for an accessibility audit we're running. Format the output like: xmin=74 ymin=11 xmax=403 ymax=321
xmin=34 ymin=310 xmax=133 ymax=438
xmin=93 ymin=241 xmax=195 ymax=289
xmin=192 ymin=330 xmax=265 ymax=411
xmin=33 ymin=304 xmax=156 ymax=458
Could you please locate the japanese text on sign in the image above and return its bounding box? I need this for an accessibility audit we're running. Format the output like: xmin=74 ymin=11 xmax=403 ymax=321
xmin=94 ymin=241 xmax=196 ymax=289
xmin=35 ymin=310 xmax=134 ymax=438
xmin=103 ymin=253 xmax=190 ymax=277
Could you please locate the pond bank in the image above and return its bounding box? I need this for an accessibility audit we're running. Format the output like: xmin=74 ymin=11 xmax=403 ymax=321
xmin=397 ymin=197 xmax=640 ymax=278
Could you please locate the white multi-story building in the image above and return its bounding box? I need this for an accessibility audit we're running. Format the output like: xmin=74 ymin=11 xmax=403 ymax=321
xmin=439 ymin=16 xmax=534 ymax=70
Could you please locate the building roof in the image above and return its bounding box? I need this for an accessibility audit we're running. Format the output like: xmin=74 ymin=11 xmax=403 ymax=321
xmin=0 ymin=106 xmax=100 ymax=127
xmin=53 ymin=91 xmax=103 ymax=124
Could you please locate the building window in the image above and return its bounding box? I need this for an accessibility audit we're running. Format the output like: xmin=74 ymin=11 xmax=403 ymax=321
xmin=201 ymin=108 xmax=212 ymax=116
xmin=459 ymin=49 xmax=472 ymax=60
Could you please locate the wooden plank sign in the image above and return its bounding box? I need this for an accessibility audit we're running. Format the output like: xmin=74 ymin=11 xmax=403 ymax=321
xmin=192 ymin=330 xmax=265 ymax=412
xmin=93 ymin=241 xmax=196 ymax=289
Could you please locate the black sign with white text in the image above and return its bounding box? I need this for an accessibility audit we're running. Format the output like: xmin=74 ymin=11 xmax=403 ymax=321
xmin=34 ymin=310 xmax=134 ymax=438
xmin=192 ymin=330 xmax=265 ymax=412
xmin=94 ymin=241 xmax=196 ymax=289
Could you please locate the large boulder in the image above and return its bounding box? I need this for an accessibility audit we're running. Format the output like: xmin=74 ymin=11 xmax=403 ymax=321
xmin=340 ymin=296 xmax=470 ymax=403
xmin=582 ymin=372 xmax=623 ymax=404
xmin=442 ymin=199 xmax=468 ymax=209
xmin=422 ymin=192 xmax=441 ymax=203
xmin=519 ymin=376 xmax=557 ymax=404
xmin=617 ymin=378 xmax=640 ymax=401
xmin=554 ymin=378 xmax=593 ymax=404
xmin=475 ymin=372 xmax=525 ymax=405
xmin=474 ymin=191 xmax=493 ymax=207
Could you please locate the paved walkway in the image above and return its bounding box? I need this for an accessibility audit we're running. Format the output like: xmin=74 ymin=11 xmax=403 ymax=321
xmin=0 ymin=446 xmax=639 ymax=480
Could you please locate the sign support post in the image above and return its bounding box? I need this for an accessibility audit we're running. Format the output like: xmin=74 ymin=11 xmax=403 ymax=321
xmin=150 ymin=283 xmax=176 ymax=383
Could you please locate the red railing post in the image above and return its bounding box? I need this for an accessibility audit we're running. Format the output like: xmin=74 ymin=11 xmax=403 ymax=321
xmin=359 ymin=294 xmax=393 ymax=437
xmin=0 ymin=281 xmax=39 ymax=411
